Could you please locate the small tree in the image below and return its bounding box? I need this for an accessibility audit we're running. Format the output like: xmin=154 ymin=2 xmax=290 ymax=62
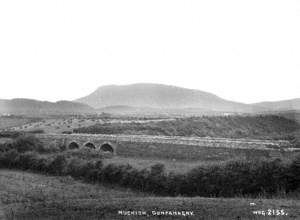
xmin=48 ymin=155 xmax=67 ymax=175
xmin=287 ymin=155 xmax=300 ymax=191
xmin=12 ymin=135 xmax=43 ymax=153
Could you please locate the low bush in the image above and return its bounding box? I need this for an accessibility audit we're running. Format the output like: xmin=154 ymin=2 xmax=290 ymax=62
xmin=26 ymin=129 xmax=45 ymax=134
xmin=11 ymin=135 xmax=43 ymax=153
xmin=5 ymin=135 xmax=60 ymax=153
xmin=16 ymin=152 xmax=40 ymax=170
xmin=0 ymin=149 xmax=19 ymax=168
xmin=287 ymin=155 xmax=300 ymax=191
xmin=0 ymin=131 xmax=23 ymax=138
xmin=47 ymin=155 xmax=68 ymax=175
xmin=0 ymin=143 xmax=12 ymax=153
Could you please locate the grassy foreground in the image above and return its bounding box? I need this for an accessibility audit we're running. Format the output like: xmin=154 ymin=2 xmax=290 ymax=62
xmin=0 ymin=169 xmax=299 ymax=220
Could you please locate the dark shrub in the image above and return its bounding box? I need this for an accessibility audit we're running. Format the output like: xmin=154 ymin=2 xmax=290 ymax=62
xmin=16 ymin=152 xmax=39 ymax=170
xmin=95 ymin=160 xmax=103 ymax=169
xmin=0 ymin=143 xmax=12 ymax=153
xmin=165 ymin=172 xmax=185 ymax=196
xmin=12 ymin=135 xmax=43 ymax=153
xmin=66 ymin=158 xmax=95 ymax=178
xmin=31 ymin=157 xmax=49 ymax=172
xmin=119 ymin=164 xmax=134 ymax=186
xmin=26 ymin=129 xmax=44 ymax=134
xmin=102 ymin=164 xmax=122 ymax=183
xmin=85 ymin=168 xmax=100 ymax=182
xmin=150 ymin=163 xmax=165 ymax=176
xmin=287 ymin=155 xmax=300 ymax=191
xmin=0 ymin=149 xmax=19 ymax=168
xmin=248 ymin=159 xmax=289 ymax=195
xmin=0 ymin=131 xmax=23 ymax=138
xmin=81 ymin=162 xmax=97 ymax=179
xmin=47 ymin=155 xmax=67 ymax=175
xmin=59 ymin=144 xmax=67 ymax=151
xmin=66 ymin=158 xmax=84 ymax=177
xmin=147 ymin=164 xmax=167 ymax=194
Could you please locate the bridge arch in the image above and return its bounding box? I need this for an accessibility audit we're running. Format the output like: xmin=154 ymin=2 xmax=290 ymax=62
xmin=84 ymin=142 xmax=96 ymax=149
xmin=68 ymin=141 xmax=80 ymax=150
xmin=100 ymin=143 xmax=114 ymax=153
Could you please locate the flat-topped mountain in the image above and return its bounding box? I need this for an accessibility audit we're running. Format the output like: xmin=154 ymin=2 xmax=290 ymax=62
xmin=76 ymin=83 xmax=257 ymax=113
xmin=0 ymin=98 xmax=95 ymax=116
xmin=2 ymin=84 xmax=299 ymax=116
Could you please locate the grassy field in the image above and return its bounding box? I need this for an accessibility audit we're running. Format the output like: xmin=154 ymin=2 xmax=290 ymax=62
xmin=0 ymin=117 xmax=34 ymax=130
xmin=7 ymin=117 xmax=104 ymax=133
xmin=1 ymin=169 xmax=299 ymax=220
xmin=8 ymin=116 xmax=174 ymax=134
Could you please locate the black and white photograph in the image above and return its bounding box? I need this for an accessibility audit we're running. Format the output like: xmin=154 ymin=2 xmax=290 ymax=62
xmin=0 ymin=0 xmax=300 ymax=219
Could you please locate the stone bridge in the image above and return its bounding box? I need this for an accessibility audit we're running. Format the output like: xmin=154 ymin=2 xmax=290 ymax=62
xmin=35 ymin=133 xmax=293 ymax=160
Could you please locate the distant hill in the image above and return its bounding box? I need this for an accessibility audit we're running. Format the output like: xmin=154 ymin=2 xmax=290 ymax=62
xmin=273 ymin=110 xmax=300 ymax=124
xmin=253 ymin=98 xmax=300 ymax=112
xmin=77 ymin=83 xmax=258 ymax=114
xmin=0 ymin=99 xmax=95 ymax=116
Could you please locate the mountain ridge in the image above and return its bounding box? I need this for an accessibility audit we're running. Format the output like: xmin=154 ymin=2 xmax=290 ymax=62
xmin=76 ymin=83 xmax=258 ymax=113
xmin=2 ymin=83 xmax=300 ymax=116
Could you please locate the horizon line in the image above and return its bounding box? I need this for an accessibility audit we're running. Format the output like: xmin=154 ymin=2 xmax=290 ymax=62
xmin=1 ymin=82 xmax=299 ymax=105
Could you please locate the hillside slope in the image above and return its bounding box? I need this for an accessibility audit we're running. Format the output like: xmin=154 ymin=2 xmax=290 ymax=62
xmin=74 ymin=115 xmax=300 ymax=140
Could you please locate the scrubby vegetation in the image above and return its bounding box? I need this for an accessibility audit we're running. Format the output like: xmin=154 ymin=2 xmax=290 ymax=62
xmin=74 ymin=115 xmax=300 ymax=141
xmin=1 ymin=138 xmax=299 ymax=198
xmin=0 ymin=130 xmax=44 ymax=138
xmin=0 ymin=134 xmax=65 ymax=156
xmin=0 ymin=115 xmax=39 ymax=129
xmin=1 ymin=115 xmax=299 ymax=219
xmin=0 ymin=131 xmax=23 ymax=138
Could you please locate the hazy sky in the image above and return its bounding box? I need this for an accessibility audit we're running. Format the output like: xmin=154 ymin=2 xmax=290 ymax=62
xmin=0 ymin=0 xmax=299 ymax=103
